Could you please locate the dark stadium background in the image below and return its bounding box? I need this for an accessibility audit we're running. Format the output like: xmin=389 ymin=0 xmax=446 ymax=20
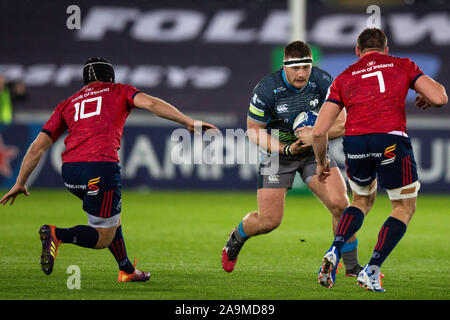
xmin=0 ymin=0 xmax=449 ymax=193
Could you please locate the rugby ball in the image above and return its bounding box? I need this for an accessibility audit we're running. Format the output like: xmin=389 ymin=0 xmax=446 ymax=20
xmin=292 ymin=110 xmax=318 ymax=132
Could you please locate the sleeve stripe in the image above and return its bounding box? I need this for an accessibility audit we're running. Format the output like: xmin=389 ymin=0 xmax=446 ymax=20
xmin=326 ymin=98 xmax=343 ymax=107
xmin=131 ymin=91 xmax=141 ymax=100
xmin=41 ymin=129 xmax=52 ymax=138
xmin=249 ymin=104 xmax=265 ymax=117
xmin=411 ymin=73 xmax=424 ymax=86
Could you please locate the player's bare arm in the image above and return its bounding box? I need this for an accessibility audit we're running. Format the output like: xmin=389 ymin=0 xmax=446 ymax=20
xmin=133 ymin=92 xmax=218 ymax=134
xmin=413 ymin=75 xmax=448 ymax=109
xmin=326 ymin=107 xmax=346 ymax=140
xmin=1 ymin=133 xmax=53 ymax=205
xmin=312 ymin=101 xmax=342 ymax=181
xmin=247 ymin=117 xmax=308 ymax=156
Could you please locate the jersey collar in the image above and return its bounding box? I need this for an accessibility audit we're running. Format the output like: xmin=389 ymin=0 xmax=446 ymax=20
xmin=359 ymin=50 xmax=384 ymax=60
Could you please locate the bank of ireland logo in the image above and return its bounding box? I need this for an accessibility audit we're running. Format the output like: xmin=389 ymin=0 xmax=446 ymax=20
xmin=381 ymin=144 xmax=396 ymax=165
xmin=87 ymin=177 xmax=100 ymax=195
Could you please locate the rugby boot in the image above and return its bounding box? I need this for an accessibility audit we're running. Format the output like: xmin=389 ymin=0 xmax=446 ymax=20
xmin=318 ymin=246 xmax=339 ymax=288
xmin=357 ymin=264 xmax=386 ymax=292
xmin=38 ymin=225 xmax=61 ymax=275
xmin=221 ymin=228 xmax=246 ymax=272
xmin=346 ymin=264 xmax=385 ymax=279
xmin=118 ymin=258 xmax=150 ymax=282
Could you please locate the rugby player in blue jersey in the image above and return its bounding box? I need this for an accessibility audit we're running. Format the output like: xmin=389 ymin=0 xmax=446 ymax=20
xmin=222 ymin=41 xmax=361 ymax=276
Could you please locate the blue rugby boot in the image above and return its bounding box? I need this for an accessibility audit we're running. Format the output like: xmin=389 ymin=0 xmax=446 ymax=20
xmin=318 ymin=246 xmax=339 ymax=288
xmin=357 ymin=264 xmax=386 ymax=292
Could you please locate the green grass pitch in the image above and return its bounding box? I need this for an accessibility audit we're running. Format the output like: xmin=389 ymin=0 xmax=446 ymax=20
xmin=0 ymin=189 xmax=448 ymax=300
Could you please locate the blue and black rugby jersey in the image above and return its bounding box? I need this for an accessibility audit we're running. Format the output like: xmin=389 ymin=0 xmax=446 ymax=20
xmin=248 ymin=66 xmax=333 ymax=144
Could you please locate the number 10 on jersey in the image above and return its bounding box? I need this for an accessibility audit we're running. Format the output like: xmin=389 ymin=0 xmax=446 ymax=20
xmin=74 ymin=96 xmax=102 ymax=122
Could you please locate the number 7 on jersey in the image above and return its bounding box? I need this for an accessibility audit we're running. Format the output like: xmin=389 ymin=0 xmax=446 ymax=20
xmin=361 ymin=71 xmax=385 ymax=93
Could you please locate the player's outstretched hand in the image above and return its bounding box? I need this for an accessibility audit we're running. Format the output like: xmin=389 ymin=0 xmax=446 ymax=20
xmin=0 ymin=184 xmax=30 ymax=206
xmin=316 ymin=160 xmax=331 ymax=183
xmin=186 ymin=120 xmax=219 ymax=136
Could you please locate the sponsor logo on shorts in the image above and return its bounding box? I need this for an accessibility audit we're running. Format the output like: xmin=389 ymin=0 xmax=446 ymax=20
xmin=87 ymin=176 xmax=101 ymax=195
xmin=381 ymin=143 xmax=397 ymax=165
xmin=64 ymin=182 xmax=86 ymax=190
xmin=268 ymin=174 xmax=280 ymax=183
xmin=347 ymin=153 xmax=382 ymax=159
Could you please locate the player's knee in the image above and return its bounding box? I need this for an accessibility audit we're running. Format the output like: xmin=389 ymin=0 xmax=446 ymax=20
xmin=364 ymin=194 xmax=376 ymax=212
xmin=95 ymin=236 xmax=112 ymax=249
xmin=411 ymin=201 xmax=417 ymax=215
xmin=95 ymin=227 xmax=117 ymax=249
xmin=351 ymin=192 xmax=376 ymax=215
xmin=329 ymin=198 xmax=349 ymax=218
xmin=403 ymin=199 xmax=417 ymax=216
xmin=260 ymin=216 xmax=282 ymax=233
xmin=397 ymin=198 xmax=417 ymax=218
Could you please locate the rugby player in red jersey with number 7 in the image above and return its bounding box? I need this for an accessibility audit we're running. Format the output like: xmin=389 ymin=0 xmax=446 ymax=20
xmin=0 ymin=58 xmax=218 ymax=282
xmin=313 ymin=28 xmax=447 ymax=292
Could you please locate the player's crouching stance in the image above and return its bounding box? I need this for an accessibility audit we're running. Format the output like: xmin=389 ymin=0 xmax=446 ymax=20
xmin=313 ymin=28 xmax=447 ymax=292
xmin=1 ymin=58 xmax=217 ymax=282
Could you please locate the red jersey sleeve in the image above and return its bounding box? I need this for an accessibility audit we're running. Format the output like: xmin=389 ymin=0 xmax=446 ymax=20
xmin=121 ymin=84 xmax=141 ymax=109
xmin=42 ymin=102 xmax=67 ymax=142
xmin=325 ymin=76 xmax=344 ymax=108
xmin=408 ymin=59 xmax=424 ymax=89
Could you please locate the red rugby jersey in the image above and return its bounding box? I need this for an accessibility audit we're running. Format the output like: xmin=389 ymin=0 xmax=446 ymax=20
xmin=42 ymin=82 xmax=140 ymax=163
xmin=326 ymin=52 xmax=423 ymax=136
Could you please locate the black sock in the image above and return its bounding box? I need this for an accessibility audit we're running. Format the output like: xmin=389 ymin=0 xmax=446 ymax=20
xmin=369 ymin=216 xmax=407 ymax=267
xmin=332 ymin=206 xmax=365 ymax=256
xmin=108 ymin=225 xmax=135 ymax=274
xmin=55 ymin=225 xmax=99 ymax=248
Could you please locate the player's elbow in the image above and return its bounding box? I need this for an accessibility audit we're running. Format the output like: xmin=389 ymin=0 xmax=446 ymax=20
xmin=434 ymin=90 xmax=448 ymax=107
xmin=428 ymin=92 xmax=448 ymax=108
xmin=417 ymin=77 xmax=448 ymax=107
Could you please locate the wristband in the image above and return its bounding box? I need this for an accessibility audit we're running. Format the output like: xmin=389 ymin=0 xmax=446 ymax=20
xmin=283 ymin=144 xmax=292 ymax=156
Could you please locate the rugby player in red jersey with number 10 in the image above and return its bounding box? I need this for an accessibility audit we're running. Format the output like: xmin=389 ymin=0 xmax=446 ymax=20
xmin=0 ymin=58 xmax=218 ymax=282
xmin=313 ymin=28 xmax=447 ymax=292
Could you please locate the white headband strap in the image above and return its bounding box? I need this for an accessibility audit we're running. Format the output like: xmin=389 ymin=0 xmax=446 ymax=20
xmin=283 ymin=57 xmax=313 ymax=67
